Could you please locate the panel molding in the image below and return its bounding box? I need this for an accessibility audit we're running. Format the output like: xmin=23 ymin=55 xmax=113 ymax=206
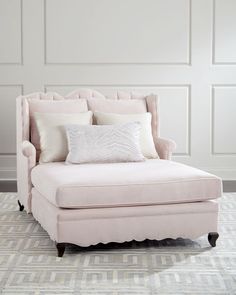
xmin=0 ymin=0 xmax=23 ymax=65
xmin=0 ymin=167 xmax=16 ymax=180
xmin=212 ymin=0 xmax=236 ymax=65
xmin=0 ymin=84 xmax=23 ymax=91
xmin=0 ymin=84 xmax=23 ymax=157
xmin=44 ymin=0 xmax=192 ymax=66
xmin=211 ymin=84 xmax=236 ymax=155
xmin=44 ymin=83 xmax=192 ymax=91
xmin=0 ymin=155 xmax=17 ymax=180
xmin=212 ymin=0 xmax=216 ymax=64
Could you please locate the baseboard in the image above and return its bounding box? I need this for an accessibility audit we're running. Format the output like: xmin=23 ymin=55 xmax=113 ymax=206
xmin=0 ymin=180 xmax=17 ymax=192
xmin=202 ymin=168 xmax=236 ymax=181
xmin=0 ymin=180 xmax=235 ymax=193
xmin=222 ymin=181 xmax=236 ymax=193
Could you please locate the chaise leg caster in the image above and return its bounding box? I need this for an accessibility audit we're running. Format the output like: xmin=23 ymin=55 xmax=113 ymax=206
xmin=56 ymin=243 xmax=66 ymax=257
xmin=208 ymin=232 xmax=219 ymax=247
xmin=17 ymin=200 xmax=24 ymax=211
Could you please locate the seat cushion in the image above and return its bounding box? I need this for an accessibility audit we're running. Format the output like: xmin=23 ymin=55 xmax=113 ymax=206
xmin=31 ymin=160 xmax=222 ymax=209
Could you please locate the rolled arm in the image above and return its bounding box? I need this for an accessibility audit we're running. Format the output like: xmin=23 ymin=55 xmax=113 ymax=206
xmin=22 ymin=140 xmax=36 ymax=168
xmin=155 ymin=137 xmax=176 ymax=160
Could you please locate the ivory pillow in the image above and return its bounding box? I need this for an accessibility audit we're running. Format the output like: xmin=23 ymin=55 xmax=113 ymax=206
xmin=65 ymin=123 xmax=145 ymax=164
xmin=29 ymin=99 xmax=88 ymax=153
xmin=34 ymin=111 xmax=92 ymax=163
xmin=94 ymin=112 xmax=158 ymax=159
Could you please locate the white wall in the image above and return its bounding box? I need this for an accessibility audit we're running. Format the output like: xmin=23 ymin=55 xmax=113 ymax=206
xmin=0 ymin=0 xmax=236 ymax=180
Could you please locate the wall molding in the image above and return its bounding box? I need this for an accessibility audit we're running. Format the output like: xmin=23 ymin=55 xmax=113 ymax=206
xmin=211 ymin=85 xmax=236 ymax=155
xmin=44 ymin=83 xmax=192 ymax=89
xmin=0 ymin=84 xmax=24 ymax=97
xmin=0 ymin=169 xmax=16 ymax=181
xmin=0 ymin=0 xmax=23 ymax=65
xmin=0 ymin=84 xmax=24 ymax=90
xmin=0 ymin=85 xmax=23 ymax=168
xmin=212 ymin=0 xmax=216 ymax=65
xmin=44 ymin=0 xmax=192 ymax=66
xmin=0 ymin=154 xmax=17 ymax=181
xmin=212 ymin=0 xmax=236 ymax=65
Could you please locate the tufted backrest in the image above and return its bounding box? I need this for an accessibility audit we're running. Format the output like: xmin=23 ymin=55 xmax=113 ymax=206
xmin=16 ymin=88 xmax=159 ymax=154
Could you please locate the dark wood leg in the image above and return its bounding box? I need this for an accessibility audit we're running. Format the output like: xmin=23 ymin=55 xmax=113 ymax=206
xmin=208 ymin=232 xmax=219 ymax=247
xmin=56 ymin=243 xmax=66 ymax=257
xmin=17 ymin=200 xmax=24 ymax=211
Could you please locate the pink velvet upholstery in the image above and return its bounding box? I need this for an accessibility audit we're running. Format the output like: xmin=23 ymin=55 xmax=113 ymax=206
xmin=31 ymin=160 xmax=222 ymax=209
xmin=31 ymin=188 xmax=218 ymax=246
xmin=87 ymin=97 xmax=147 ymax=114
xmin=155 ymin=137 xmax=177 ymax=160
xmin=16 ymin=88 xmax=222 ymax=254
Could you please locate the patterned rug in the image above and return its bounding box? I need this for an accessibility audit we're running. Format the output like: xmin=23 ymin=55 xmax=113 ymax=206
xmin=0 ymin=193 xmax=235 ymax=294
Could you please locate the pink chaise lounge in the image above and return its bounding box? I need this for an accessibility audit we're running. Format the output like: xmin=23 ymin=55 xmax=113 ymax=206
xmin=16 ymin=89 xmax=222 ymax=257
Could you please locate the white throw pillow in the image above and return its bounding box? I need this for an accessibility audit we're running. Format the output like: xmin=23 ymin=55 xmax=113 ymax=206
xmin=34 ymin=111 xmax=92 ymax=163
xmin=65 ymin=123 xmax=145 ymax=164
xmin=29 ymin=99 xmax=88 ymax=153
xmin=94 ymin=112 xmax=158 ymax=159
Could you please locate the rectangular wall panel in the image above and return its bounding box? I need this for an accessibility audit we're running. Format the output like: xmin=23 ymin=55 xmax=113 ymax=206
xmin=0 ymin=155 xmax=16 ymax=180
xmin=0 ymin=0 xmax=22 ymax=64
xmin=212 ymin=86 xmax=236 ymax=154
xmin=0 ymin=85 xmax=23 ymax=154
xmin=213 ymin=0 xmax=236 ymax=64
xmin=45 ymin=0 xmax=190 ymax=64
xmin=45 ymin=85 xmax=190 ymax=155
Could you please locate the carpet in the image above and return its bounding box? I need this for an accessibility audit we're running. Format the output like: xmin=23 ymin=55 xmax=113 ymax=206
xmin=0 ymin=193 xmax=235 ymax=294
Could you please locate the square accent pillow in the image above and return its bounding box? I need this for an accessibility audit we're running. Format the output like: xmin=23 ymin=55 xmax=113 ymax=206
xmin=94 ymin=112 xmax=158 ymax=159
xmin=29 ymin=99 xmax=88 ymax=153
xmin=34 ymin=111 xmax=92 ymax=163
xmin=65 ymin=122 xmax=145 ymax=164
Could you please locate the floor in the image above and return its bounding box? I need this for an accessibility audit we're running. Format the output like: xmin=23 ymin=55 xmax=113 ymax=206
xmin=0 ymin=193 xmax=236 ymax=294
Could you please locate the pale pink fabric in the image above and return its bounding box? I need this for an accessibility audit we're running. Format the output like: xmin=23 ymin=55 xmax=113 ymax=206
xmin=17 ymin=141 xmax=36 ymax=212
xmin=31 ymin=188 xmax=218 ymax=245
xmin=87 ymin=97 xmax=147 ymax=114
xmin=17 ymin=89 xmax=222 ymax=249
xmin=155 ymin=137 xmax=177 ymax=160
xmin=66 ymin=88 xmax=105 ymax=99
xmin=16 ymin=96 xmax=33 ymax=213
xmin=28 ymin=99 xmax=88 ymax=152
xmin=22 ymin=141 xmax=36 ymax=164
xmin=31 ymin=160 xmax=222 ymax=209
